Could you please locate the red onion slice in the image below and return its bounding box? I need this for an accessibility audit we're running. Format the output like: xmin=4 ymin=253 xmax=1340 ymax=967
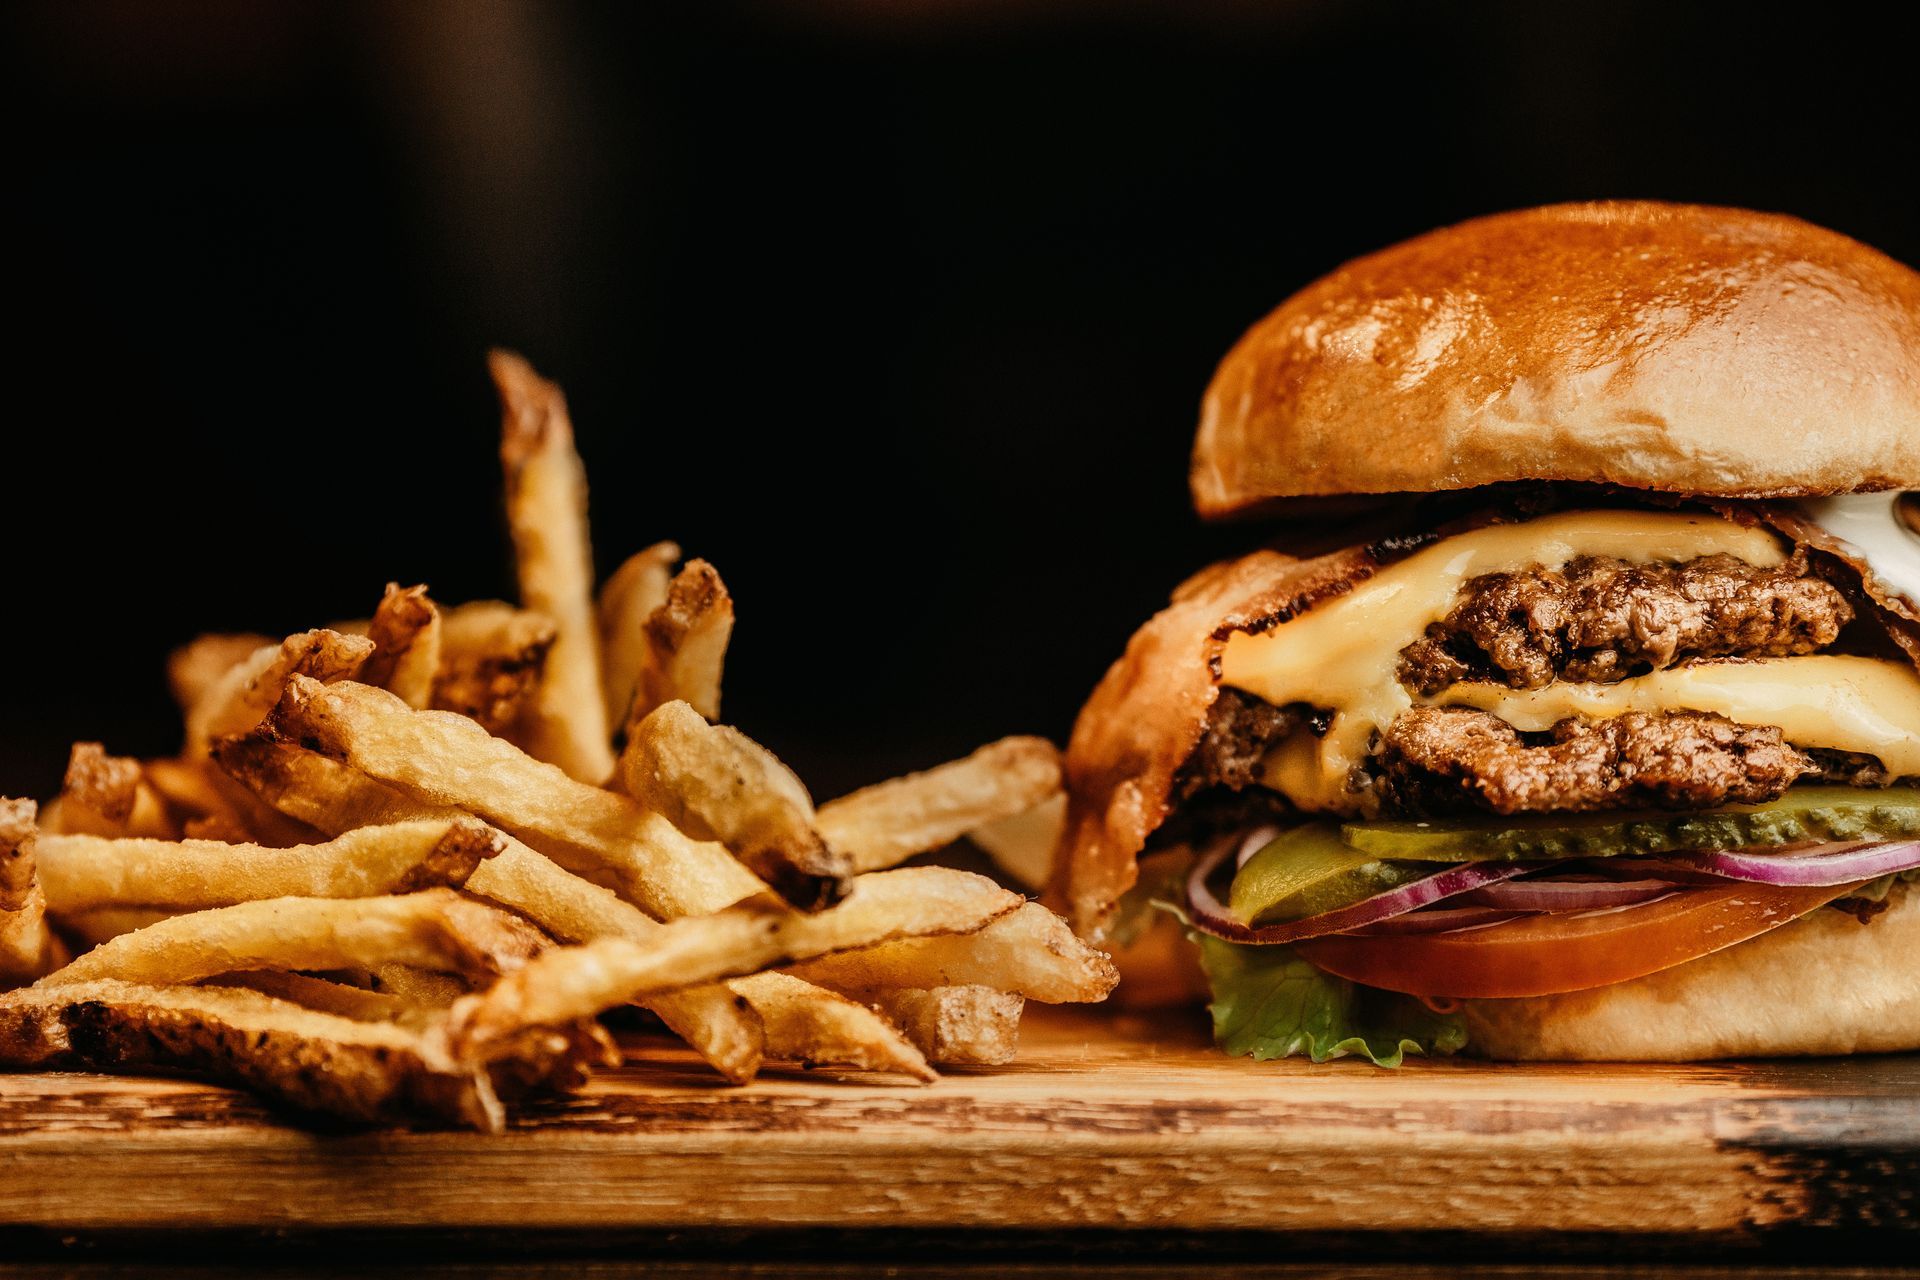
xmin=1463 ymin=878 xmax=1677 ymax=911
xmin=1234 ymin=824 xmax=1285 ymax=870
xmin=1184 ymin=836 xmax=1533 ymax=946
xmin=1685 ymin=839 xmax=1920 ymax=886
xmin=1346 ymin=906 xmax=1533 ymax=936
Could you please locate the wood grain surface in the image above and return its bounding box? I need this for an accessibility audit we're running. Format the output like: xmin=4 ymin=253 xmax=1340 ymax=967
xmin=0 ymin=1007 xmax=1915 ymax=1236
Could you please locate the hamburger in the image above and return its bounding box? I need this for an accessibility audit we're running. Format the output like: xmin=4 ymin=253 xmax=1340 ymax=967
xmin=1053 ymin=201 xmax=1920 ymax=1062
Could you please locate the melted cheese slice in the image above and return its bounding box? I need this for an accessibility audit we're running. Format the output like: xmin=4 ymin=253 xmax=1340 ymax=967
xmin=1219 ymin=509 xmax=1793 ymax=811
xmin=1436 ymin=656 xmax=1920 ymax=778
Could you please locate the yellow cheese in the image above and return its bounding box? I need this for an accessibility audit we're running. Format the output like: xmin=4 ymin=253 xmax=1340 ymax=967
xmin=1220 ymin=509 xmax=1790 ymax=811
xmin=1435 ymin=656 xmax=1920 ymax=778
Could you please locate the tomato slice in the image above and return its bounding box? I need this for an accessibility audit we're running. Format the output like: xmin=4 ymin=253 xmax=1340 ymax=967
xmin=1293 ymin=882 xmax=1854 ymax=998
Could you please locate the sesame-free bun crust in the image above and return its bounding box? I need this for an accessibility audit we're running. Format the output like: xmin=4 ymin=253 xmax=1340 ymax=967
xmin=1463 ymin=883 xmax=1920 ymax=1060
xmin=1193 ymin=202 xmax=1920 ymax=517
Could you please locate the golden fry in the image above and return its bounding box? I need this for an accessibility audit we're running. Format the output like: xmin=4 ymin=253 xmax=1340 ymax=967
xmin=166 ymin=632 xmax=273 ymax=714
xmin=0 ymin=800 xmax=63 ymax=984
xmin=36 ymin=819 xmax=502 ymax=914
xmin=184 ymin=629 xmax=374 ymax=757
xmin=55 ymin=744 xmax=177 ymax=839
xmin=620 ymin=700 xmax=850 ymax=910
xmin=967 ymin=793 xmax=1066 ymax=891
xmin=817 ymin=737 xmax=1064 ymax=873
xmin=598 ymin=541 xmax=680 ymax=728
xmin=432 ymin=601 xmax=556 ymax=737
xmin=491 ymin=349 xmax=614 ymax=783
xmin=863 ymin=986 xmax=1024 ymax=1066
xmin=270 ymin=677 xmax=765 ymax=918
xmin=41 ymin=889 xmax=548 ymax=989
xmin=216 ymin=733 xmax=767 ymax=1082
xmin=450 ymin=866 xmax=1021 ymax=1058
xmin=785 ymin=901 xmax=1118 ymax=1003
xmin=361 ymin=583 xmax=442 ymax=709
xmin=629 ymin=559 xmax=733 ymax=728
xmin=736 ymin=971 xmax=933 ymax=1081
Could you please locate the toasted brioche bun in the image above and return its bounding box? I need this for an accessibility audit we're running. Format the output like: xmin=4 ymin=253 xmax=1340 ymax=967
xmin=1193 ymin=202 xmax=1920 ymax=517
xmin=1463 ymin=884 xmax=1920 ymax=1060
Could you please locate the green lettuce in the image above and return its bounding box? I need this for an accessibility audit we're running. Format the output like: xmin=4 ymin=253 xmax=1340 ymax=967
xmin=1153 ymin=898 xmax=1465 ymax=1067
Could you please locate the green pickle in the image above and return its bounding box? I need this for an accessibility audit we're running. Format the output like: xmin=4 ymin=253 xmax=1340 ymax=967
xmin=1340 ymin=786 xmax=1920 ymax=861
xmin=1229 ymin=823 xmax=1428 ymax=925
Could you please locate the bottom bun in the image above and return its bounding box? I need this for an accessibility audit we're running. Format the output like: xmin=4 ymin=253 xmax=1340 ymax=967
xmin=1463 ymin=884 xmax=1920 ymax=1060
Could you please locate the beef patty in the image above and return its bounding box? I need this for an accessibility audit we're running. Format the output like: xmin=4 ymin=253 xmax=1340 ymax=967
xmin=1378 ymin=706 xmax=1812 ymax=815
xmin=1397 ymin=552 xmax=1851 ymax=695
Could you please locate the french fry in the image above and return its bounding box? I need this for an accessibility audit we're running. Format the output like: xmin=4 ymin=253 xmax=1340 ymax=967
xmin=785 ymin=901 xmax=1118 ymax=1003
xmin=491 ymin=349 xmax=614 ymax=784
xmin=35 ymin=819 xmax=502 ymax=914
xmin=735 ymin=971 xmax=933 ymax=1081
xmin=215 ymin=733 xmax=768 ymax=1082
xmin=40 ymin=889 xmax=549 ymax=989
xmin=0 ymin=800 xmax=63 ymax=984
xmin=620 ymin=700 xmax=851 ymax=910
xmin=54 ymin=744 xmax=177 ymax=840
xmin=54 ymin=905 xmax=175 ymax=948
xmin=817 ymin=737 xmax=1064 ymax=873
xmin=166 ymin=632 xmax=273 ymax=714
xmin=269 ymin=677 xmax=766 ymax=918
xmin=372 ymin=964 xmax=469 ymax=1008
xmin=968 ymin=793 xmax=1066 ymax=892
xmin=212 ymin=970 xmax=429 ymax=1026
xmin=432 ymin=602 xmax=556 ymax=737
xmin=361 ymin=583 xmax=442 ymax=709
xmin=449 ymin=866 xmax=1022 ymax=1058
xmin=863 ymin=986 xmax=1025 ymax=1066
xmin=598 ymin=541 xmax=680 ymax=728
xmin=629 ymin=559 xmax=733 ymax=728
xmin=0 ymin=979 xmax=588 ymax=1131
xmin=183 ymin=629 xmax=374 ymax=757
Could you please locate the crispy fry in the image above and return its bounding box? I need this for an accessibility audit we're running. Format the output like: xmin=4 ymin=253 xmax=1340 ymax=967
xmin=862 ymin=986 xmax=1025 ymax=1066
xmin=372 ymin=964 xmax=469 ymax=1008
xmin=621 ymin=700 xmax=851 ymax=910
xmin=736 ymin=971 xmax=933 ymax=1081
xmin=785 ymin=901 xmax=1118 ymax=1003
xmin=41 ymin=889 xmax=548 ymax=989
xmin=184 ymin=629 xmax=375 ymax=757
xmin=491 ymin=349 xmax=614 ymax=783
xmin=54 ymin=905 xmax=174 ymax=948
xmin=449 ymin=866 xmax=1022 ymax=1058
xmin=629 ymin=559 xmax=733 ymax=728
xmin=35 ymin=819 xmax=502 ymax=914
xmin=0 ymin=800 xmax=63 ymax=984
xmin=56 ymin=744 xmax=177 ymax=840
xmin=271 ymin=677 xmax=766 ymax=918
xmin=212 ymin=970 xmax=427 ymax=1026
xmin=817 ymin=737 xmax=1064 ymax=874
xmin=0 ymin=979 xmax=593 ymax=1130
xmin=361 ymin=583 xmax=442 ymax=709
xmin=167 ymin=632 xmax=274 ymax=714
xmin=598 ymin=541 xmax=680 ymax=727
xmin=432 ymin=602 xmax=557 ymax=737
xmin=215 ymin=733 xmax=767 ymax=1081
xmin=0 ymin=798 xmax=39 ymax=913
xmin=968 ymin=793 xmax=1066 ymax=891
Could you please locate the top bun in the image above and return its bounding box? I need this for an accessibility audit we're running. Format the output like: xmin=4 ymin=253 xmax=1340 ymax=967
xmin=1192 ymin=202 xmax=1920 ymax=517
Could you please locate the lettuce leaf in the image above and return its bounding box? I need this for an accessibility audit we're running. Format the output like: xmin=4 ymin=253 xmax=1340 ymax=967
xmin=1151 ymin=891 xmax=1465 ymax=1067
xmin=1188 ymin=929 xmax=1466 ymax=1067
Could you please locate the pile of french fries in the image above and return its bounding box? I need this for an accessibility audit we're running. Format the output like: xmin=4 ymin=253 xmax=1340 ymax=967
xmin=0 ymin=351 xmax=1112 ymax=1129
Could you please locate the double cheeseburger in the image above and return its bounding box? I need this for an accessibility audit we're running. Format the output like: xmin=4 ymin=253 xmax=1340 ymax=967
xmin=1054 ymin=201 xmax=1920 ymax=1062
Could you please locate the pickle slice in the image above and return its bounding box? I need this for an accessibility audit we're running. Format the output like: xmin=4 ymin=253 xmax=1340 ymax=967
xmin=1341 ymin=786 xmax=1920 ymax=861
xmin=1230 ymin=823 xmax=1429 ymax=924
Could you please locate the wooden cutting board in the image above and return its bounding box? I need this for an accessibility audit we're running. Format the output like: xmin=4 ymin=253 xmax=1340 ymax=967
xmin=0 ymin=1006 xmax=1914 ymax=1236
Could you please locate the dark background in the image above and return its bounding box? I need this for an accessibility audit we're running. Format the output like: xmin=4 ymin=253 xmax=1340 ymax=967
xmin=4 ymin=1 xmax=1914 ymax=799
